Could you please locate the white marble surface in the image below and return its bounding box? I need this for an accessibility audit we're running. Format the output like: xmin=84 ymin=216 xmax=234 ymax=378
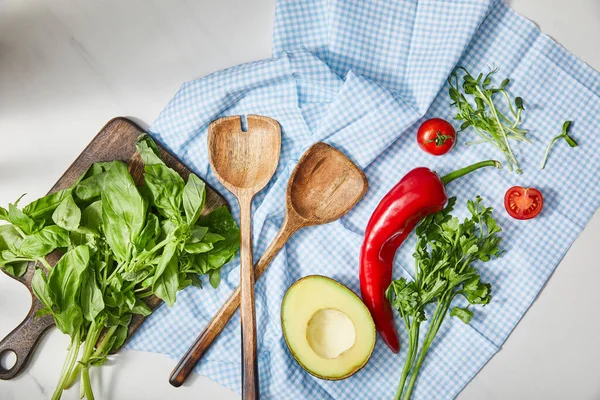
xmin=0 ymin=1 xmax=599 ymax=399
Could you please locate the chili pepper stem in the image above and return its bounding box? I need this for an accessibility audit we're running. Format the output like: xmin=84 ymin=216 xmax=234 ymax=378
xmin=440 ymin=160 xmax=501 ymax=186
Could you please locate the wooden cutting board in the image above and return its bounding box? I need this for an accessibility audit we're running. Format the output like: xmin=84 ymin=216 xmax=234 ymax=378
xmin=0 ymin=117 xmax=228 ymax=380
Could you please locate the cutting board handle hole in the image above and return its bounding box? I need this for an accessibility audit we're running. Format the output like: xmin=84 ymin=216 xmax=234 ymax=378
xmin=0 ymin=350 xmax=17 ymax=372
xmin=240 ymin=115 xmax=248 ymax=132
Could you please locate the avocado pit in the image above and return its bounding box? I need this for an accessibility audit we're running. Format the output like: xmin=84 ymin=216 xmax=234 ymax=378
xmin=306 ymin=308 xmax=356 ymax=359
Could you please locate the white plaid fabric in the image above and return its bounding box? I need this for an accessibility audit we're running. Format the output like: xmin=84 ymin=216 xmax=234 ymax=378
xmin=126 ymin=1 xmax=600 ymax=398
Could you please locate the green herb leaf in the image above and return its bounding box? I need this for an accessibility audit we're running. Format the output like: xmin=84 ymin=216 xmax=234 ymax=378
xmin=134 ymin=213 xmax=160 ymax=252
xmin=18 ymin=225 xmax=70 ymax=258
xmin=135 ymin=135 xmax=164 ymax=166
xmin=23 ymin=189 xmax=73 ymax=222
xmin=8 ymin=203 xmax=38 ymax=235
xmin=131 ymin=300 xmax=152 ymax=316
xmin=153 ymin=255 xmax=179 ymax=307
xmin=209 ymin=269 xmax=221 ymax=289
xmin=80 ymin=266 xmax=104 ymax=322
xmin=152 ymin=242 xmax=178 ymax=284
xmin=80 ymin=200 xmax=103 ymax=235
xmin=75 ymin=171 xmax=108 ymax=202
xmin=182 ymin=174 xmax=206 ymax=226
xmin=47 ymin=245 xmax=90 ymax=335
xmin=450 ymin=306 xmax=473 ymax=324
xmin=52 ymin=193 xmax=81 ymax=231
xmin=32 ymin=268 xmax=53 ymax=311
xmin=136 ymin=135 xmax=185 ymax=220
xmin=101 ymin=161 xmax=146 ymax=262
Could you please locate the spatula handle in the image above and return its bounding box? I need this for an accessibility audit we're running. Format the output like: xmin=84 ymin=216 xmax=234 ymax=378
xmin=169 ymin=215 xmax=297 ymax=388
xmin=238 ymin=195 xmax=259 ymax=400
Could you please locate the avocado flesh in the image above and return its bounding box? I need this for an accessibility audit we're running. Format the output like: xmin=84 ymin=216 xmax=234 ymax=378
xmin=281 ymin=275 xmax=376 ymax=380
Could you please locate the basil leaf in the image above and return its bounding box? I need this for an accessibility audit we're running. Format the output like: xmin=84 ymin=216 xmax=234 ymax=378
xmin=80 ymin=266 xmax=104 ymax=322
xmin=184 ymin=241 xmax=214 ymax=254
xmin=75 ymin=172 xmax=107 ymax=202
xmin=208 ymin=269 xmax=221 ymax=289
xmin=153 ymin=255 xmax=179 ymax=307
xmin=32 ymin=268 xmax=53 ymax=312
xmin=2 ymin=261 xmax=28 ymax=277
xmin=111 ymin=324 xmax=130 ymax=352
xmin=183 ymin=226 xmax=213 ymax=253
xmin=47 ymin=245 xmax=90 ymax=335
xmin=136 ymin=136 xmax=184 ymax=219
xmin=52 ymin=193 xmax=81 ymax=231
xmin=23 ymin=189 xmax=72 ymax=222
xmin=195 ymin=207 xmax=240 ymax=272
xmin=131 ymin=300 xmax=152 ymax=316
xmin=8 ymin=203 xmax=38 ymax=235
xmin=152 ymin=242 xmax=178 ymax=283
xmin=0 ymin=206 xmax=8 ymax=221
xmin=201 ymin=232 xmax=225 ymax=243
xmin=0 ymin=224 xmax=23 ymax=254
xmin=135 ymin=135 xmax=164 ymax=166
xmin=80 ymin=200 xmax=103 ymax=235
xmin=182 ymin=174 xmax=206 ymax=226
xmin=188 ymin=226 xmax=209 ymax=243
xmin=101 ymin=161 xmax=146 ymax=262
xmin=206 ymin=229 xmax=240 ymax=270
xmin=0 ymin=225 xmax=28 ymax=276
xmin=19 ymin=225 xmax=70 ymax=258
xmin=189 ymin=274 xmax=203 ymax=288
xmin=134 ymin=214 xmax=160 ymax=252
xmin=197 ymin=206 xmax=237 ymax=235
xmin=142 ymin=164 xmax=184 ymax=219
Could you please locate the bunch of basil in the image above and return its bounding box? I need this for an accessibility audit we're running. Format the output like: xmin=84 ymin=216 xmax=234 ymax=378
xmin=0 ymin=135 xmax=240 ymax=400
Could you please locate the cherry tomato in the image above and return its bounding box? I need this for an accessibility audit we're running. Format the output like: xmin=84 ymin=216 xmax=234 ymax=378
xmin=416 ymin=118 xmax=456 ymax=156
xmin=504 ymin=186 xmax=544 ymax=220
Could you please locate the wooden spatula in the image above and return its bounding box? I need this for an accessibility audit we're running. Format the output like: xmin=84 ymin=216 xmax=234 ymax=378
xmin=207 ymin=115 xmax=281 ymax=400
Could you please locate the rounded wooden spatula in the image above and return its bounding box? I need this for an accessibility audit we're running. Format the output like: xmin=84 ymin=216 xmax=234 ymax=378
xmin=169 ymin=141 xmax=368 ymax=388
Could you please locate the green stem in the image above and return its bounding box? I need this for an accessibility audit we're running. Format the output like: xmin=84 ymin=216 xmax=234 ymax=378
xmin=13 ymin=226 xmax=26 ymax=238
xmin=477 ymin=86 xmax=521 ymax=173
xmin=75 ymin=322 xmax=103 ymax=399
xmin=81 ymin=368 xmax=94 ymax=400
xmin=395 ymin=322 xmax=420 ymax=400
xmin=37 ymin=257 xmax=53 ymax=270
xmin=440 ymin=160 xmax=502 ymax=186
xmin=540 ymin=136 xmax=561 ymax=170
xmin=401 ymin=300 xmax=451 ymax=400
xmin=106 ymin=262 xmax=126 ymax=284
xmin=132 ymin=237 xmax=171 ymax=265
xmin=64 ymin=325 xmax=118 ymax=390
xmin=51 ymin=331 xmax=81 ymax=400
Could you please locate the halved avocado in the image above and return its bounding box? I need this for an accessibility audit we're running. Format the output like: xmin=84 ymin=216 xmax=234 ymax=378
xmin=281 ymin=275 xmax=376 ymax=380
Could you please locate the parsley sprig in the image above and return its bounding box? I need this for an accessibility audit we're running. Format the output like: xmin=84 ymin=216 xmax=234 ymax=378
xmin=387 ymin=197 xmax=502 ymax=400
xmin=449 ymin=67 xmax=529 ymax=174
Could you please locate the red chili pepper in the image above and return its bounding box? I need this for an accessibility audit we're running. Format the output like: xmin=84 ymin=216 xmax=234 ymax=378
xmin=359 ymin=160 xmax=501 ymax=353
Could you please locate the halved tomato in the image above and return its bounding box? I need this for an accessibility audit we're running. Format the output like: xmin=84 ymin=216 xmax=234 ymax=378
xmin=504 ymin=186 xmax=543 ymax=220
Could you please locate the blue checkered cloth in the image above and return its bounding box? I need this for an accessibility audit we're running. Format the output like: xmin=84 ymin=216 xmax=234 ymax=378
xmin=126 ymin=1 xmax=600 ymax=398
